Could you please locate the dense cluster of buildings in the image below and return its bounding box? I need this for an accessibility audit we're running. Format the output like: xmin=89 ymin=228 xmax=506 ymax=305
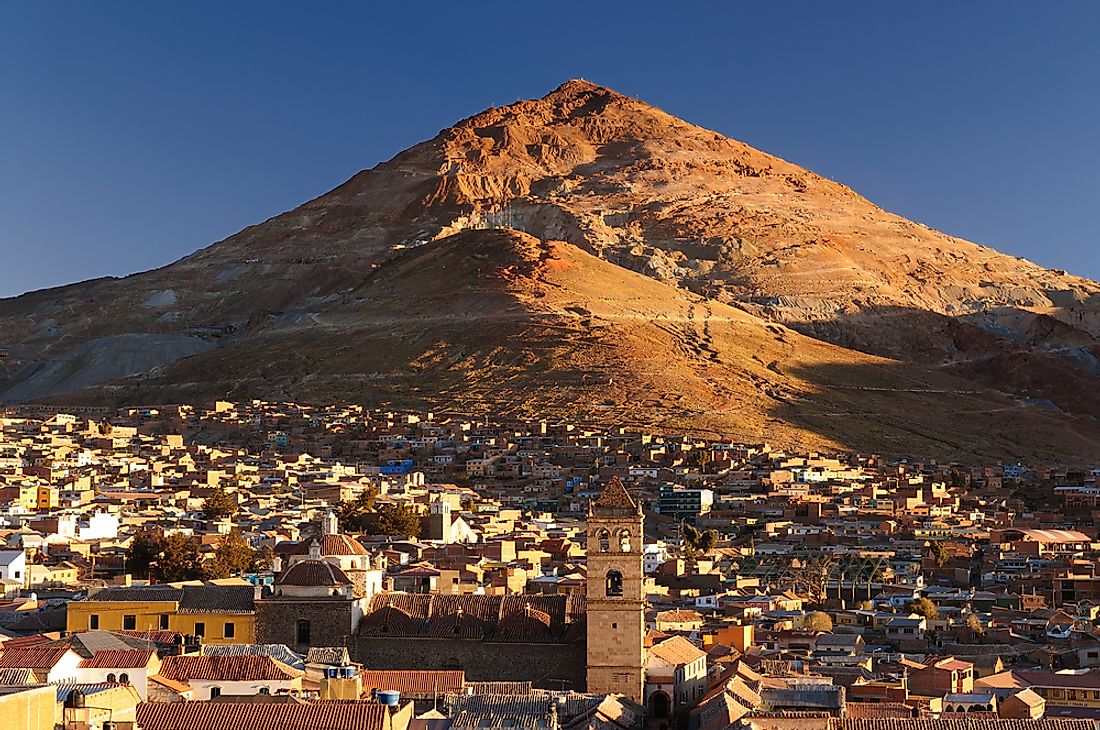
xmin=1 ymin=400 xmax=1099 ymax=729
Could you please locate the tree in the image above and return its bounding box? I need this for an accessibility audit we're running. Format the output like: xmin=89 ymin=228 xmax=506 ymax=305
xmin=804 ymin=611 xmax=833 ymax=632
xmin=966 ymin=612 xmax=985 ymax=638
xmin=127 ymin=531 xmax=166 ymax=578
xmin=928 ymin=541 xmax=950 ymax=568
xmin=202 ymin=484 xmax=237 ymax=520
xmin=374 ymin=503 xmax=422 ymax=539
xmin=908 ymin=597 xmax=939 ymax=620
xmin=335 ymin=488 xmax=379 ymax=532
xmin=790 ymin=555 xmax=837 ymax=608
xmin=681 ymin=523 xmax=719 ymax=558
xmin=207 ymin=530 xmax=265 ymax=578
xmin=157 ymin=533 xmax=207 ymax=582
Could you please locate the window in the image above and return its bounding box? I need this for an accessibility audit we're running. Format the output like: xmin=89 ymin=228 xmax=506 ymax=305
xmin=89 ymin=614 xmax=99 ymax=630
xmin=597 ymin=530 xmax=610 ymax=553
xmin=606 ymin=570 xmax=624 ymax=597
xmin=210 ymin=686 xmax=221 ymax=698
xmin=259 ymin=687 xmax=270 ymax=695
xmin=297 ymin=619 xmax=311 ymax=646
xmin=160 ymin=614 xmax=170 ymax=630
xmin=195 ymin=622 xmax=206 ymax=637
xmin=123 ymin=614 xmax=136 ymax=630
xmin=107 ymin=673 xmax=117 ymax=683
xmin=119 ymin=673 xmax=129 ymax=683
xmin=618 ymin=530 xmax=631 ymax=553
xmin=224 ymin=621 xmax=235 ymax=639
xmin=612 ymin=623 xmax=618 ymax=629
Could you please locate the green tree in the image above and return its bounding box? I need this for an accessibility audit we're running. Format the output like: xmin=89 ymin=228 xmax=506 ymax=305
xmin=928 ymin=541 xmax=950 ymax=568
xmin=157 ymin=533 xmax=207 ymax=582
xmin=127 ymin=531 xmax=166 ymax=578
xmin=908 ymin=597 xmax=939 ymax=620
xmin=207 ymin=530 xmax=265 ymax=578
xmin=374 ymin=503 xmax=422 ymax=539
xmin=681 ymin=523 xmax=719 ymax=558
xmin=202 ymin=484 xmax=237 ymax=520
xmin=804 ymin=611 xmax=833 ymax=632
xmin=335 ymin=488 xmax=379 ymax=532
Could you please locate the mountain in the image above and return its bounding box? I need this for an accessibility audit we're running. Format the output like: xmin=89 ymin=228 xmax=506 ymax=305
xmin=3 ymin=80 xmax=1099 ymax=461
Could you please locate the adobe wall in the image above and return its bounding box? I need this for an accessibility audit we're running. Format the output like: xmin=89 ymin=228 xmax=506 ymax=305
xmin=256 ymin=599 xmax=354 ymax=650
xmin=352 ymin=636 xmax=586 ymax=690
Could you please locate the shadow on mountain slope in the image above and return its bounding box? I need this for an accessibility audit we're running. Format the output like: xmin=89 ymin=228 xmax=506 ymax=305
xmin=787 ymin=305 xmax=1100 ymax=419
xmin=768 ymin=359 xmax=1100 ymax=464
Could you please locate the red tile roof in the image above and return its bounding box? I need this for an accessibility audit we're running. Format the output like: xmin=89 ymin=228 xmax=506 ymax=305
xmin=160 ymin=655 xmax=303 ymax=682
xmin=136 ymin=700 xmax=390 ymax=730
xmin=360 ymin=670 xmax=464 ymax=696
xmin=80 ymin=649 xmax=157 ymax=669
xmin=0 ymin=645 xmax=73 ymax=669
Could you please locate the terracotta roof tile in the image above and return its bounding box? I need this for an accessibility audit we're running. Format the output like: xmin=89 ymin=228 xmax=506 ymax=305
xmin=136 ymin=700 xmax=390 ymax=730
xmin=649 ymin=636 xmax=706 ymax=666
xmin=160 ymin=654 xmax=302 ymax=682
xmin=0 ymin=645 xmax=73 ymax=669
xmin=79 ymin=649 xmax=156 ymax=669
xmin=277 ymin=560 xmax=352 ymax=587
xmin=360 ymin=670 xmax=464 ymax=696
xmin=828 ymin=721 xmax=1094 ymax=730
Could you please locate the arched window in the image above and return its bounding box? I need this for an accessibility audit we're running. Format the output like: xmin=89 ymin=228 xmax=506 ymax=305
xmin=606 ymin=570 xmax=623 ymax=597
xmin=618 ymin=529 xmax=632 ymax=553
xmin=106 ymin=673 xmax=116 ymax=683
xmin=597 ymin=530 xmax=610 ymax=553
xmin=119 ymin=673 xmax=129 ymax=684
xmin=259 ymin=687 xmax=271 ymax=695
xmin=296 ymin=618 xmax=311 ymax=646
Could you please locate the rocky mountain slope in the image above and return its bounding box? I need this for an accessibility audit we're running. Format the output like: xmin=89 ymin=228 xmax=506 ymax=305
xmin=3 ymin=80 xmax=1099 ymax=460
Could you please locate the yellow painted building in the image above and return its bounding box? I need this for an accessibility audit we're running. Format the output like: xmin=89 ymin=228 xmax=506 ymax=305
xmin=67 ymin=584 xmax=256 ymax=644
xmin=36 ymin=485 xmax=59 ymax=510
xmin=0 ymin=685 xmax=54 ymax=730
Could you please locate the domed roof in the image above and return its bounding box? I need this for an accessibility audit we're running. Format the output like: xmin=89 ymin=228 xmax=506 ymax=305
xmin=277 ymin=559 xmax=353 ymax=587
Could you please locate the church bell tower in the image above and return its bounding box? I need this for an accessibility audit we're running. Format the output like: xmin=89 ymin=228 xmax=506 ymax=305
xmin=585 ymin=477 xmax=645 ymax=703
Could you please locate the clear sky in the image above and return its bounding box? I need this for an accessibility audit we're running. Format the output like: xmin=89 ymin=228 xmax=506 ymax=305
xmin=2 ymin=2 xmax=1098 ymax=298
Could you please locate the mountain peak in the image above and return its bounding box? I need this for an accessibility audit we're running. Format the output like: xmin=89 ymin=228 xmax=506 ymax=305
xmin=543 ymin=78 xmax=625 ymax=102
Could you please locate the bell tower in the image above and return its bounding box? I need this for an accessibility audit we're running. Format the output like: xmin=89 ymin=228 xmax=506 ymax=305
xmin=586 ymin=477 xmax=645 ymax=703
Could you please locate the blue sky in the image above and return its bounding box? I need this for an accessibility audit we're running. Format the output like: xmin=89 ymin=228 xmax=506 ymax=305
xmin=2 ymin=2 xmax=1098 ymax=297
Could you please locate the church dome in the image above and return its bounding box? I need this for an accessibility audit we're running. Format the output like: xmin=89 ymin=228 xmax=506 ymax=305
xmin=277 ymin=559 xmax=353 ymax=587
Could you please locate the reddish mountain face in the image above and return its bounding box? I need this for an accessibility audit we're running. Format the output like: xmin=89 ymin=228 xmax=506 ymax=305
xmin=2 ymin=80 xmax=1099 ymax=460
